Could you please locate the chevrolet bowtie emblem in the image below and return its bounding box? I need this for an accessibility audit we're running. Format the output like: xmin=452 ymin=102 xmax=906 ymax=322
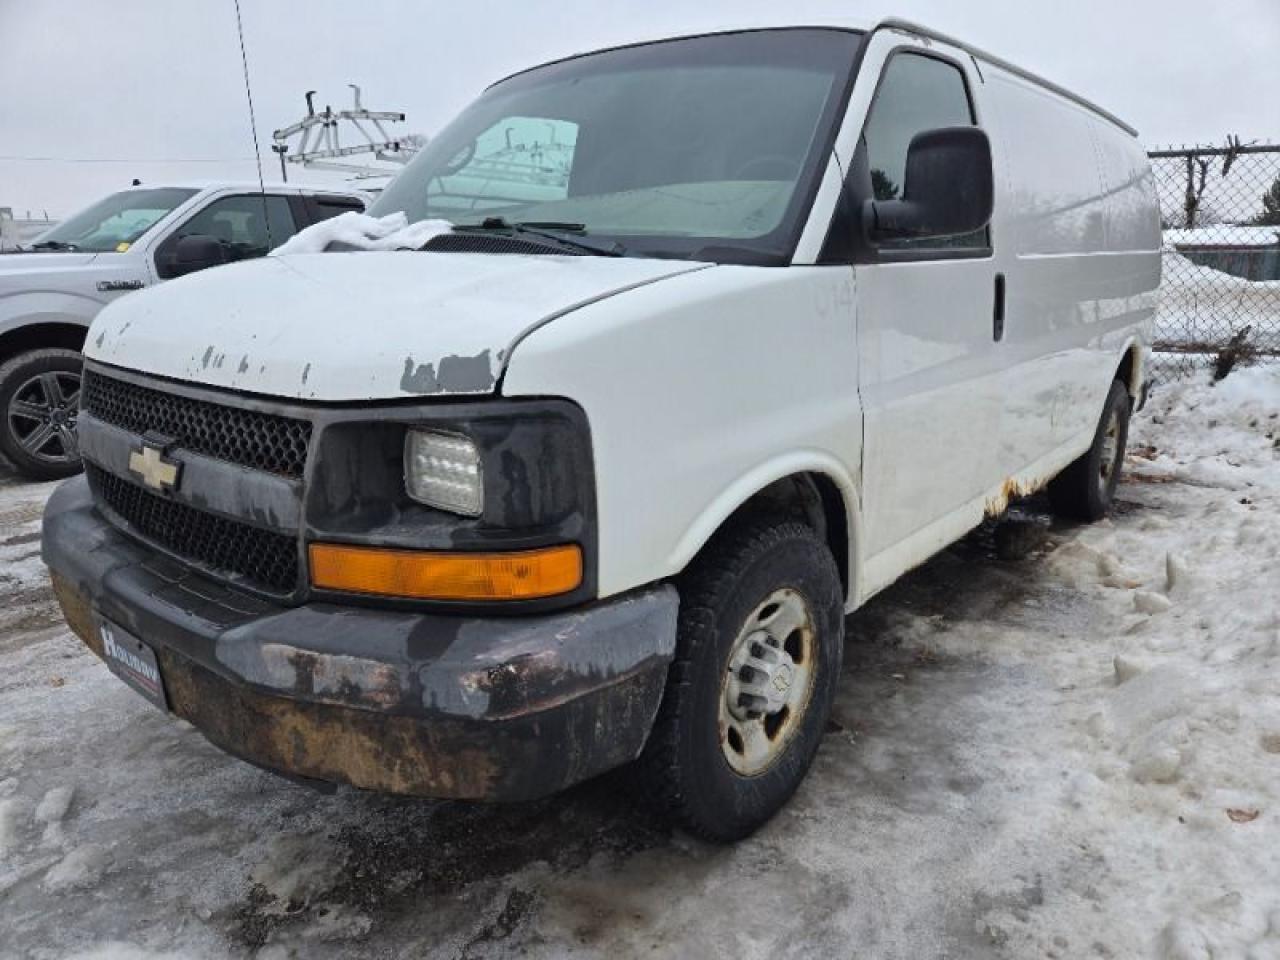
xmin=128 ymin=442 xmax=181 ymax=492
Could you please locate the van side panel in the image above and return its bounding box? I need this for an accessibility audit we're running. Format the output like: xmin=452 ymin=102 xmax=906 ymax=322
xmin=984 ymin=66 xmax=1160 ymax=485
xmin=1092 ymin=121 xmax=1163 ymax=257
xmin=501 ymin=265 xmax=865 ymax=606
xmin=1090 ymin=118 xmax=1163 ymax=387
xmin=986 ymin=68 xmax=1109 ymax=476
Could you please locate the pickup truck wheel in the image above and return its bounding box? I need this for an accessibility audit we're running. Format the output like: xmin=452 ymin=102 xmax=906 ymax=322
xmin=0 ymin=348 xmax=85 ymax=481
xmin=1048 ymin=379 xmax=1131 ymax=522
xmin=639 ymin=517 xmax=844 ymax=842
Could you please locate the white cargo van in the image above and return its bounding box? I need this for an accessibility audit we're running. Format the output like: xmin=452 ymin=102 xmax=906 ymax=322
xmin=43 ymin=18 xmax=1160 ymax=841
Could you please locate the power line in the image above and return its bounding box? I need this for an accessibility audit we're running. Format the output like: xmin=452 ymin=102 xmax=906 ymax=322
xmin=0 ymin=155 xmax=259 ymax=164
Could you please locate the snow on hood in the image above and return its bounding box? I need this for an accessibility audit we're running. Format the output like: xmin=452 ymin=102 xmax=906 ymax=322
xmin=85 ymin=249 xmax=707 ymax=401
xmin=269 ymin=211 xmax=453 ymax=256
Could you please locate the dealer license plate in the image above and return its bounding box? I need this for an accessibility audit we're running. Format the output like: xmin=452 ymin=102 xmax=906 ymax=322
xmin=99 ymin=618 xmax=168 ymax=712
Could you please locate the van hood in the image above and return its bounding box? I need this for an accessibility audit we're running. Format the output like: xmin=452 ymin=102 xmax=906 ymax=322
xmin=86 ymin=251 xmax=708 ymax=401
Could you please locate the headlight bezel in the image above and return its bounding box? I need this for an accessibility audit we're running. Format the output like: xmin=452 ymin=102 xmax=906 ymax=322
xmin=304 ymin=396 xmax=597 ymax=614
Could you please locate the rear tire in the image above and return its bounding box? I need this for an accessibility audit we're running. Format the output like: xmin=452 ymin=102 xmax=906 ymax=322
xmin=638 ymin=516 xmax=844 ymax=842
xmin=1048 ymin=379 xmax=1131 ymax=522
xmin=0 ymin=348 xmax=85 ymax=481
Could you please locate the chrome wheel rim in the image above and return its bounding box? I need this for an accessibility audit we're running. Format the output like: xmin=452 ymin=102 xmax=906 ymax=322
xmin=1099 ymin=408 xmax=1121 ymax=484
xmin=718 ymin=588 xmax=817 ymax=777
xmin=7 ymin=370 xmax=81 ymax=464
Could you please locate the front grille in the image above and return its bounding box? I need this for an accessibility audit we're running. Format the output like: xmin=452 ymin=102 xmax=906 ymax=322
xmin=423 ymin=233 xmax=588 ymax=256
xmin=87 ymin=464 xmax=298 ymax=594
xmin=82 ymin=370 xmax=312 ymax=479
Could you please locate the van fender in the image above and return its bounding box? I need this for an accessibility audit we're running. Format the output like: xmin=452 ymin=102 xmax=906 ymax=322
xmin=665 ymin=449 xmax=864 ymax=610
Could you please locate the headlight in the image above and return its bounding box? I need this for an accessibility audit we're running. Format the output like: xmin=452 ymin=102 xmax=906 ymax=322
xmin=404 ymin=429 xmax=483 ymax=516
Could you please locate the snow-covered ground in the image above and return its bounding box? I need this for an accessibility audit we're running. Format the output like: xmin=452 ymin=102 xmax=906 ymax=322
xmin=1 ymin=365 xmax=1278 ymax=959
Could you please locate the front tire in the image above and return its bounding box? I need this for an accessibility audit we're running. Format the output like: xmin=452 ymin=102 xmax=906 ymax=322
xmin=1048 ymin=379 xmax=1131 ymax=522
xmin=638 ymin=517 xmax=844 ymax=842
xmin=0 ymin=348 xmax=85 ymax=481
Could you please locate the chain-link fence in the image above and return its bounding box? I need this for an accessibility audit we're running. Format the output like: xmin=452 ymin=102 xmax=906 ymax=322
xmin=1148 ymin=142 xmax=1280 ymax=381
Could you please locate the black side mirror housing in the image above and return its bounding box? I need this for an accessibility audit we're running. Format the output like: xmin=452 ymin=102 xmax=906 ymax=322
xmin=170 ymin=234 xmax=227 ymax=277
xmin=864 ymin=126 xmax=994 ymax=243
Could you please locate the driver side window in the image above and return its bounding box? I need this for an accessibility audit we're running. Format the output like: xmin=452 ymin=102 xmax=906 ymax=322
xmin=862 ymin=53 xmax=988 ymax=251
xmin=157 ymin=194 xmax=297 ymax=277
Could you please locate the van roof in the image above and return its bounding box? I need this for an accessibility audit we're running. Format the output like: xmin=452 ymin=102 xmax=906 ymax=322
xmin=497 ymin=17 xmax=1138 ymax=139
xmin=877 ymin=19 xmax=1138 ymax=138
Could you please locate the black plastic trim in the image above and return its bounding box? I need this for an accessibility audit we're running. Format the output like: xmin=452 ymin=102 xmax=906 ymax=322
xmin=42 ymin=481 xmax=678 ymax=802
xmin=82 ymin=360 xmax=599 ymax=616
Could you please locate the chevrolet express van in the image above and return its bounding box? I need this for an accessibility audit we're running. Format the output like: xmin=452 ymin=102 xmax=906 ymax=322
xmin=42 ymin=18 xmax=1161 ymax=841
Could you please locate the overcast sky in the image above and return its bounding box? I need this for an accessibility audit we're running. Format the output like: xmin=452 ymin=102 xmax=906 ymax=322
xmin=3 ymin=0 xmax=1278 ymax=217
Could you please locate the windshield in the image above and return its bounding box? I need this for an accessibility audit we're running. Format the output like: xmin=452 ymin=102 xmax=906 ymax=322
xmin=34 ymin=188 xmax=197 ymax=252
xmin=371 ymin=29 xmax=861 ymax=263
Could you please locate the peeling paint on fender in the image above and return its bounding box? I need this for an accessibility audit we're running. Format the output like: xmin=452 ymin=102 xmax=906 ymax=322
xmin=400 ymin=350 xmax=494 ymax=395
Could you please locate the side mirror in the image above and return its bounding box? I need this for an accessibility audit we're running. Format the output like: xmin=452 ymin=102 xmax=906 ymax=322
xmin=170 ymin=234 xmax=227 ymax=277
xmin=864 ymin=127 xmax=994 ymax=243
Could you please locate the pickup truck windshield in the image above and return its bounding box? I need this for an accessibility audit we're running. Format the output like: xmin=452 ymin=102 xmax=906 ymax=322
xmin=35 ymin=188 xmax=198 ymax=253
xmin=370 ymin=29 xmax=861 ymax=264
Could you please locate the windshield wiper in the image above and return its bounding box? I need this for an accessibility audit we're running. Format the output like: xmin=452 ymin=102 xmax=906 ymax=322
xmin=30 ymin=240 xmax=80 ymax=252
xmin=456 ymin=217 xmax=626 ymax=257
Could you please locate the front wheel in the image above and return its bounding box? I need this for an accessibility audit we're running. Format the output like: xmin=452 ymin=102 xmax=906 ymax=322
xmin=1048 ymin=379 xmax=1132 ymax=522
xmin=638 ymin=517 xmax=844 ymax=842
xmin=0 ymin=348 xmax=85 ymax=481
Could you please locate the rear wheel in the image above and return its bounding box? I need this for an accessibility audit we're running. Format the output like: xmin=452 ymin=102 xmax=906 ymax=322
xmin=0 ymin=348 xmax=85 ymax=481
xmin=1048 ymin=379 xmax=1131 ymax=521
xmin=638 ymin=516 xmax=844 ymax=842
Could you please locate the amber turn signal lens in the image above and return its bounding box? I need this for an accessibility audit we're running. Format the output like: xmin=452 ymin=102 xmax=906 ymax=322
xmin=308 ymin=543 xmax=583 ymax=601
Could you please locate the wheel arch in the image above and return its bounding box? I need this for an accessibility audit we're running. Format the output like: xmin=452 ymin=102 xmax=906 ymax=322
xmin=0 ymin=320 xmax=89 ymax=367
xmin=1114 ymin=338 xmax=1144 ymax=400
xmin=667 ymin=454 xmax=861 ymax=607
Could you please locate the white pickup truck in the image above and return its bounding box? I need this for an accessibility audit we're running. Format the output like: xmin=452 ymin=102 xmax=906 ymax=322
xmin=43 ymin=18 xmax=1160 ymax=841
xmin=0 ymin=182 xmax=365 ymax=478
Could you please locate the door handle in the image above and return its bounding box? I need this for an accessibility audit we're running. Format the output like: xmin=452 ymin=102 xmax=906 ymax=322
xmin=993 ymin=273 xmax=1007 ymax=342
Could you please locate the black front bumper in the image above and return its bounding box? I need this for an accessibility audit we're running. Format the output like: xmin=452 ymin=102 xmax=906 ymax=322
xmin=42 ymin=477 xmax=678 ymax=801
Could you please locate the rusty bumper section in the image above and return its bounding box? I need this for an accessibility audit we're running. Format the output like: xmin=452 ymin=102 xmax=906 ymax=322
xmin=43 ymin=478 xmax=678 ymax=801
